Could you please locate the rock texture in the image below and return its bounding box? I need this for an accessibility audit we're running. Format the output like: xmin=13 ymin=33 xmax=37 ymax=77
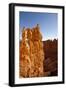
xmin=19 ymin=24 xmax=45 ymax=78
xmin=43 ymin=40 xmax=58 ymax=76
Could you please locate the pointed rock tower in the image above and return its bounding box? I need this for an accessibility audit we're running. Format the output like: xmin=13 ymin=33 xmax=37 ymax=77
xmin=19 ymin=24 xmax=45 ymax=77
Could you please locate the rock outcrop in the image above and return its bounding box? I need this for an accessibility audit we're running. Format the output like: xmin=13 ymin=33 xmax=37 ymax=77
xmin=19 ymin=24 xmax=45 ymax=78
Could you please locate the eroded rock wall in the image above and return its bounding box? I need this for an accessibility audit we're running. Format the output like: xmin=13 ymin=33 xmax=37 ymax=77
xmin=20 ymin=24 xmax=45 ymax=78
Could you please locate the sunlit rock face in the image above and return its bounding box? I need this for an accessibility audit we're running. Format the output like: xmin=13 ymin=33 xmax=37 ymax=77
xmin=19 ymin=24 xmax=45 ymax=78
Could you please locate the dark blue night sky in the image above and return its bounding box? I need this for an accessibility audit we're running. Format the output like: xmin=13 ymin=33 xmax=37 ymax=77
xmin=19 ymin=12 xmax=58 ymax=41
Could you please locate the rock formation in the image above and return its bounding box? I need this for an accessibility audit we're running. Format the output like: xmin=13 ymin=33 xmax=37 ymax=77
xmin=19 ymin=24 xmax=45 ymax=78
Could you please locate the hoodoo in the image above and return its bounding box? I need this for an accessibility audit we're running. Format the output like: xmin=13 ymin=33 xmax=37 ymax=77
xmin=20 ymin=24 xmax=45 ymax=77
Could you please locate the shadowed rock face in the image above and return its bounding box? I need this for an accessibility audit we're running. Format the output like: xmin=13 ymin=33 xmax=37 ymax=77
xmin=19 ymin=25 xmax=45 ymax=78
xmin=43 ymin=40 xmax=58 ymax=76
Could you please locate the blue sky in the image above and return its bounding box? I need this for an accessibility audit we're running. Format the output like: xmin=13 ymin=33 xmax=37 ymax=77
xmin=19 ymin=12 xmax=58 ymax=41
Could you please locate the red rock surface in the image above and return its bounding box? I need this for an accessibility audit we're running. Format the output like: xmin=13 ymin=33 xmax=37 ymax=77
xmin=43 ymin=39 xmax=58 ymax=76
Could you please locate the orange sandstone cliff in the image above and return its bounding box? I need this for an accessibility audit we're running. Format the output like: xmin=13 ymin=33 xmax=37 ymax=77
xmin=19 ymin=24 xmax=45 ymax=78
